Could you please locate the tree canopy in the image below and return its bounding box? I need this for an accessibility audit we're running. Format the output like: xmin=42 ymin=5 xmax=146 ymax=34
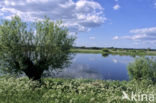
xmin=0 ymin=16 xmax=75 ymax=80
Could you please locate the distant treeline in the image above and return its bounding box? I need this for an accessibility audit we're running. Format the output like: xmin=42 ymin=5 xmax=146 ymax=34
xmin=73 ymin=46 xmax=156 ymax=51
xmin=73 ymin=46 xmax=103 ymax=50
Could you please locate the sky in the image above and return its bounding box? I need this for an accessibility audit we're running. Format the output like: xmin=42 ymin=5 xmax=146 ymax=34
xmin=0 ymin=0 xmax=156 ymax=49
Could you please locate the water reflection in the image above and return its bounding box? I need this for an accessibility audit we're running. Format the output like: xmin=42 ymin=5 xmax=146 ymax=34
xmin=53 ymin=53 xmax=134 ymax=81
xmin=54 ymin=64 xmax=103 ymax=79
xmin=102 ymin=53 xmax=109 ymax=57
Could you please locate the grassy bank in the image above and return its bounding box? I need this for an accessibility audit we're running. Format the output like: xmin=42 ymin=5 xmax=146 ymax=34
xmin=71 ymin=48 xmax=156 ymax=56
xmin=0 ymin=76 xmax=155 ymax=103
xmin=71 ymin=49 xmax=102 ymax=54
xmin=103 ymin=51 xmax=156 ymax=56
xmin=105 ymin=49 xmax=156 ymax=56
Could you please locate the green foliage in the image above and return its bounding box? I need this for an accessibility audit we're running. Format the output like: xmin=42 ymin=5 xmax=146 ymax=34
xmin=90 ymin=47 xmax=101 ymax=50
xmin=147 ymin=48 xmax=151 ymax=51
xmin=102 ymin=53 xmax=109 ymax=57
xmin=81 ymin=46 xmax=86 ymax=49
xmin=71 ymin=49 xmax=102 ymax=54
xmin=0 ymin=16 xmax=75 ymax=80
xmin=72 ymin=47 xmax=156 ymax=55
xmin=102 ymin=48 xmax=109 ymax=52
xmin=0 ymin=76 xmax=155 ymax=103
xmin=137 ymin=49 xmax=146 ymax=53
xmin=111 ymin=48 xmax=117 ymax=51
xmin=130 ymin=50 xmax=136 ymax=53
xmin=128 ymin=57 xmax=156 ymax=82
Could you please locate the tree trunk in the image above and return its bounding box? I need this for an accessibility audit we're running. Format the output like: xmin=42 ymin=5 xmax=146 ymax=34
xmin=23 ymin=58 xmax=43 ymax=81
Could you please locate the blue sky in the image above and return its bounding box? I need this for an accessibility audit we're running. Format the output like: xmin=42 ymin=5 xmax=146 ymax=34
xmin=0 ymin=0 xmax=156 ymax=48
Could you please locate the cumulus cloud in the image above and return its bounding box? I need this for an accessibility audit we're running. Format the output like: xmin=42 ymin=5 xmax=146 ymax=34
xmin=0 ymin=0 xmax=106 ymax=32
xmin=114 ymin=27 xmax=156 ymax=43
xmin=113 ymin=4 xmax=120 ymax=10
xmin=128 ymin=27 xmax=156 ymax=40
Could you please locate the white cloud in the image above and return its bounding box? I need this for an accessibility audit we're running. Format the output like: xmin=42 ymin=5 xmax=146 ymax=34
xmin=112 ymin=59 xmax=118 ymax=63
xmin=0 ymin=0 xmax=106 ymax=32
xmin=128 ymin=27 xmax=156 ymax=40
xmin=68 ymin=32 xmax=77 ymax=36
xmin=130 ymin=27 xmax=156 ymax=34
xmin=113 ymin=4 xmax=120 ymax=10
xmin=89 ymin=36 xmax=95 ymax=40
xmin=113 ymin=36 xmax=119 ymax=40
xmin=154 ymin=2 xmax=156 ymax=7
xmin=114 ymin=27 xmax=156 ymax=43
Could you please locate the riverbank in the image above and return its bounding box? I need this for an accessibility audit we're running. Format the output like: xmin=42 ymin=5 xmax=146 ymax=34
xmin=0 ymin=76 xmax=155 ymax=103
xmin=71 ymin=49 xmax=102 ymax=53
xmin=71 ymin=48 xmax=156 ymax=56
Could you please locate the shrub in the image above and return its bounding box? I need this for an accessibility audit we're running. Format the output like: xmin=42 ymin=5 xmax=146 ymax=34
xmin=128 ymin=57 xmax=156 ymax=82
xmin=102 ymin=48 xmax=109 ymax=52
xmin=147 ymin=48 xmax=151 ymax=51
xmin=130 ymin=50 xmax=136 ymax=53
xmin=102 ymin=53 xmax=109 ymax=57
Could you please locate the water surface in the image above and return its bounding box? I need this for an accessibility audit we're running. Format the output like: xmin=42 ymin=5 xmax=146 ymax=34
xmin=54 ymin=53 xmax=135 ymax=81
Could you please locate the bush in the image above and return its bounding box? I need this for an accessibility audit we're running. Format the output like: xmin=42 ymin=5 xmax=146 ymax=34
xmin=130 ymin=50 xmax=136 ymax=53
xmin=111 ymin=48 xmax=117 ymax=51
xmin=102 ymin=53 xmax=109 ymax=57
xmin=128 ymin=57 xmax=156 ymax=82
xmin=147 ymin=48 xmax=151 ymax=51
xmin=102 ymin=48 xmax=109 ymax=52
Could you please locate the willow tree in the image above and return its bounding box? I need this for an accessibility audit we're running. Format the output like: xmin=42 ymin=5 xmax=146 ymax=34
xmin=0 ymin=16 xmax=75 ymax=80
xmin=128 ymin=57 xmax=156 ymax=82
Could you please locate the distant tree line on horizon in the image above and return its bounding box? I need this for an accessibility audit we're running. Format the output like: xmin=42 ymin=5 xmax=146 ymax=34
xmin=73 ymin=46 xmax=156 ymax=51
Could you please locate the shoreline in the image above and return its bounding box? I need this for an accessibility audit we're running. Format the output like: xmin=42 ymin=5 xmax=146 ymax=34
xmin=71 ymin=48 xmax=156 ymax=56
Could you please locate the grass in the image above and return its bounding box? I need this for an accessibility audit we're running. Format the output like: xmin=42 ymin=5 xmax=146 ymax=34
xmin=71 ymin=49 xmax=102 ymax=54
xmin=108 ymin=49 xmax=156 ymax=56
xmin=0 ymin=76 xmax=155 ymax=103
xmin=71 ymin=48 xmax=156 ymax=56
